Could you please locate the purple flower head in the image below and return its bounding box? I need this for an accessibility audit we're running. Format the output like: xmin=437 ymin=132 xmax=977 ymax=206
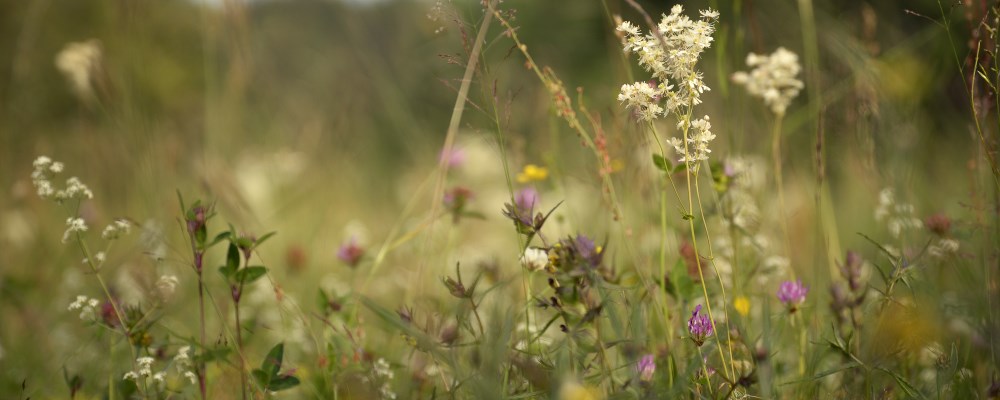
xmin=514 ymin=187 xmax=539 ymax=213
xmin=636 ymin=354 xmax=656 ymax=382
xmin=337 ymin=237 xmax=364 ymax=268
xmin=439 ymin=146 xmax=466 ymax=169
xmin=572 ymin=235 xmax=603 ymax=268
xmin=777 ymin=280 xmax=808 ymax=311
xmin=687 ymin=304 xmax=713 ymax=346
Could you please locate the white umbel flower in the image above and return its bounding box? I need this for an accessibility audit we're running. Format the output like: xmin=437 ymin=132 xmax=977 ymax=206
xmin=874 ymin=188 xmax=922 ymax=237
xmin=520 ymin=247 xmax=549 ymax=272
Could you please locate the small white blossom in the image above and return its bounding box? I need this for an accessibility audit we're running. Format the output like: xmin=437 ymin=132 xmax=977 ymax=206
xmin=184 ymin=371 xmax=198 ymax=385
xmin=68 ymin=295 xmax=99 ymax=321
xmin=731 ymin=47 xmax=804 ymax=116
xmin=102 ymin=219 xmax=132 ymax=240
xmin=123 ymin=371 xmax=138 ymax=381
xmin=153 ymin=372 xmax=166 ymax=383
xmin=62 ymin=217 xmax=88 ymax=243
xmin=929 ymin=238 xmax=960 ymax=258
xmin=520 ymin=247 xmax=549 ymax=271
xmin=874 ymin=188 xmax=922 ymax=237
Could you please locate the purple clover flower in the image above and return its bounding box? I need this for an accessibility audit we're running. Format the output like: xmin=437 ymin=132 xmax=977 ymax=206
xmin=514 ymin=187 xmax=539 ymax=213
xmin=687 ymin=304 xmax=713 ymax=346
xmin=777 ymin=280 xmax=808 ymax=312
xmin=337 ymin=237 xmax=364 ymax=268
xmin=439 ymin=146 xmax=466 ymax=169
xmin=636 ymin=354 xmax=655 ymax=382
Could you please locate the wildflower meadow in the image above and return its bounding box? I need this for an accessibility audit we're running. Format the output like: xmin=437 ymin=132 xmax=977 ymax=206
xmin=2 ymin=0 xmax=1000 ymax=399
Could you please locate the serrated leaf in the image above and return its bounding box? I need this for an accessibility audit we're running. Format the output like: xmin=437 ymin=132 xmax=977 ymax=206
xmin=268 ymin=375 xmax=300 ymax=391
xmin=261 ymin=343 xmax=284 ymax=377
xmin=237 ymin=266 xmax=268 ymax=284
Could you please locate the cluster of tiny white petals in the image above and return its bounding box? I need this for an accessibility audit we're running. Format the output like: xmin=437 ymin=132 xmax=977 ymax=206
xmin=731 ymin=47 xmax=804 ymax=116
xmin=928 ymin=238 xmax=960 ymax=258
xmin=520 ymin=247 xmax=549 ymax=272
xmin=83 ymin=251 xmax=106 ymax=266
xmin=874 ymin=188 xmax=922 ymax=237
xmin=617 ymin=6 xmax=719 ymax=167
xmin=123 ymin=356 xmax=156 ymax=381
xmin=68 ymin=295 xmax=100 ymax=321
xmin=63 ymin=217 xmax=89 ymax=243
xmin=32 ymin=156 xmax=93 ymax=202
xmin=665 ymin=115 xmax=715 ymax=164
xmin=373 ymin=358 xmax=396 ymax=399
xmin=102 ymin=219 xmax=132 ymax=240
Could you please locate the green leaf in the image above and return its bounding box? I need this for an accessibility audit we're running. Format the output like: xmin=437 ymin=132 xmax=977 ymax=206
xmin=251 ymin=369 xmax=271 ymax=389
xmin=261 ymin=343 xmax=285 ymax=377
xmin=209 ymin=231 xmax=231 ymax=247
xmin=237 ymin=266 xmax=268 ymax=284
xmin=255 ymin=231 xmax=277 ymax=247
xmin=669 ymin=259 xmax=695 ymax=301
xmin=267 ymin=375 xmax=300 ymax=391
xmin=227 ymin=243 xmax=240 ymax=271
xmin=652 ymin=153 xmax=672 ymax=172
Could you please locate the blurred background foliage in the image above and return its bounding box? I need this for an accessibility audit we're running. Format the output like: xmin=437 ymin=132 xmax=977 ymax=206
xmin=0 ymin=0 xmax=997 ymax=397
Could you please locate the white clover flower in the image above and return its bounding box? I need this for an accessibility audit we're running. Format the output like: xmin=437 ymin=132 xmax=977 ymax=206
xmin=874 ymin=188 xmax=922 ymax=238
xmin=520 ymin=247 xmax=549 ymax=272
xmin=62 ymin=217 xmax=88 ymax=243
xmin=731 ymin=47 xmax=804 ymax=116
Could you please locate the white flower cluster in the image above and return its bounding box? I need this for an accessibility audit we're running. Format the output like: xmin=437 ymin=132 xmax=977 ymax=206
xmin=616 ymin=5 xmax=718 ymax=167
xmin=520 ymin=247 xmax=548 ymax=272
xmin=102 ymin=219 xmax=132 ymax=240
xmin=68 ymin=295 xmax=100 ymax=321
xmin=928 ymin=238 xmax=960 ymax=258
xmin=123 ymin=356 xmax=156 ymax=381
xmin=174 ymin=346 xmax=198 ymax=384
xmin=55 ymin=39 xmax=102 ymax=102
xmin=373 ymin=358 xmax=396 ymax=399
xmin=32 ymin=156 xmax=94 ymax=202
xmin=666 ymin=115 xmax=715 ymax=165
xmin=731 ymin=47 xmax=804 ymax=116
xmin=82 ymin=251 xmax=106 ymax=266
xmin=874 ymin=188 xmax=922 ymax=238
xmin=63 ymin=217 xmax=89 ymax=244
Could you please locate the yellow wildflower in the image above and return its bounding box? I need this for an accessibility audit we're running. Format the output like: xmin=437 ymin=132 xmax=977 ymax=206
xmin=517 ymin=164 xmax=549 ymax=183
xmin=734 ymin=296 xmax=750 ymax=317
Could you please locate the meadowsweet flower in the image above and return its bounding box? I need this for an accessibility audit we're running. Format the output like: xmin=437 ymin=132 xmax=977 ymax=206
xmin=617 ymin=6 xmax=719 ymax=167
xmin=62 ymin=217 xmax=88 ymax=243
xmin=874 ymin=188 xmax=922 ymax=237
xmin=520 ymin=247 xmax=548 ymax=271
xmin=336 ymin=237 xmax=365 ymax=268
xmin=731 ymin=47 xmax=804 ymax=116
xmin=777 ymin=280 xmax=808 ymax=312
xmin=733 ymin=296 xmax=751 ymax=317
xmin=517 ymin=164 xmax=548 ymax=183
xmin=636 ymin=354 xmax=655 ymax=382
xmin=687 ymin=304 xmax=713 ymax=346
